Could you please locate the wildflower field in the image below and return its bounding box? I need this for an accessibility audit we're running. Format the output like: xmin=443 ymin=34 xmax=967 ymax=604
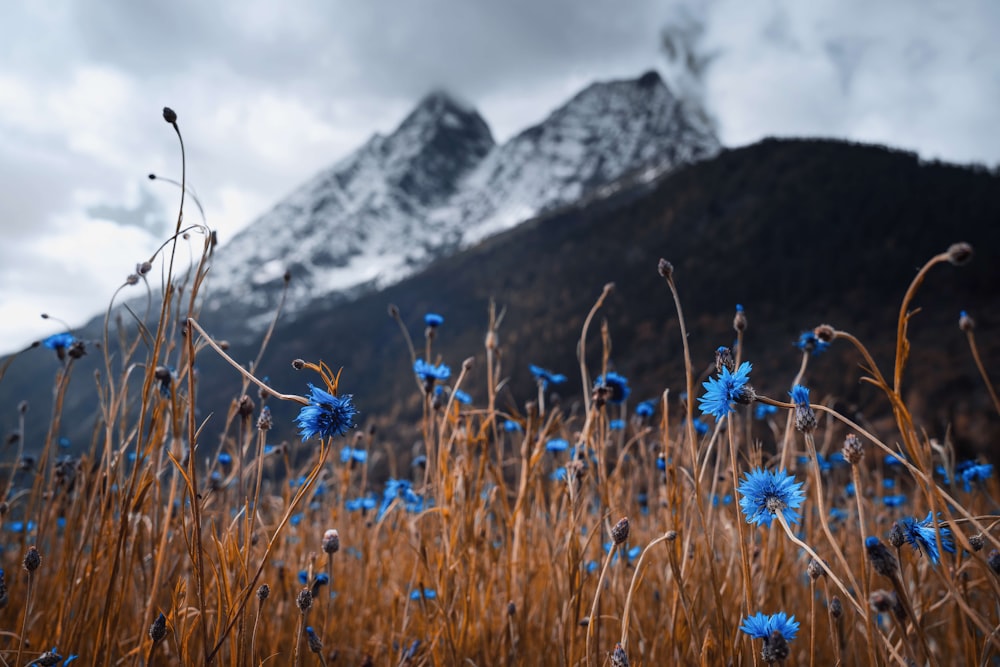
xmin=0 ymin=111 xmax=998 ymax=667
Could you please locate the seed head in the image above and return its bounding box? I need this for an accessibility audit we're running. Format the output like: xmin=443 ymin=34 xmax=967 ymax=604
xmin=888 ymin=522 xmax=905 ymax=549
xmin=842 ymin=434 xmax=864 ymax=465
xmin=959 ymin=311 xmax=975 ymax=332
xmin=23 ymin=546 xmax=41 ymax=573
xmin=946 ymin=242 xmax=973 ymax=266
xmin=149 ymin=612 xmax=167 ymax=643
xmin=306 ymin=626 xmax=323 ymax=654
xmin=162 ymin=107 xmax=177 ymax=124
xmin=807 ymin=558 xmax=825 ymax=581
xmin=733 ymin=304 xmax=747 ymax=332
xmin=611 ymin=516 xmax=630 ymax=545
xmin=715 ymin=346 xmax=735 ymax=374
xmin=256 ymin=583 xmax=270 ymax=602
xmin=137 ymin=261 xmax=152 ymax=275
xmin=813 ymin=324 xmax=835 ymax=343
xmin=865 ymin=537 xmax=899 ymax=578
xmin=256 ymin=406 xmax=272 ymax=431
xmin=292 ymin=358 xmax=305 ymax=370
xmin=665 ymin=530 xmax=678 ymax=542
xmin=969 ymin=533 xmax=985 ymax=552
xmin=322 ymin=528 xmax=340 ymax=554
xmin=296 ymin=587 xmax=313 ymax=613
xmin=987 ymin=550 xmax=1000 ymax=575
xmin=611 ymin=642 xmax=630 ymax=667
xmin=657 ymin=258 xmax=673 ymax=280
xmin=761 ymin=631 xmax=789 ymax=664
xmin=507 ymin=601 xmax=516 ymax=616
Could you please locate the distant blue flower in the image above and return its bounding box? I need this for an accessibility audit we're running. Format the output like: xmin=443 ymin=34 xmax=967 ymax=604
xmin=740 ymin=611 xmax=800 ymax=641
xmin=882 ymin=494 xmax=907 ymax=507
xmin=699 ymin=361 xmax=753 ymax=420
xmin=635 ymin=400 xmax=656 ymax=418
xmin=295 ymin=384 xmax=357 ymax=441
xmin=290 ymin=513 xmax=304 ymax=527
xmin=609 ymin=419 xmax=625 ymax=431
xmin=7 ymin=521 xmax=36 ymax=534
xmin=410 ymin=587 xmax=437 ymax=600
xmin=883 ymin=478 xmax=895 ymax=489
xmin=503 ymin=419 xmax=522 ymax=432
xmin=529 ymin=364 xmax=567 ymax=387
xmin=424 ymin=313 xmax=444 ymax=328
xmin=586 ymin=560 xmax=599 ymax=574
xmin=829 ymin=507 xmax=849 ymax=521
xmin=712 ymin=494 xmax=733 ymax=506
xmin=790 ymin=385 xmax=810 ymax=407
xmin=546 ymin=438 xmax=569 ymax=453
xmin=737 ymin=468 xmax=805 ymax=528
xmin=313 ymin=572 xmax=330 ymax=586
xmin=58 ymin=437 xmax=71 ymax=448
xmin=897 ymin=512 xmax=956 ymax=564
xmin=340 ymin=446 xmax=368 ymax=464
xmin=884 ymin=454 xmax=903 ymax=466
xmin=412 ymin=455 xmax=427 ymax=467
xmin=43 ymin=333 xmax=75 ymax=351
xmin=453 ymin=389 xmax=472 ymax=405
xmin=218 ymin=452 xmax=233 ymax=466
xmin=845 ymin=482 xmax=856 ymax=497
xmin=795 ymin=332 xmax=829 ymax=355
xmin=378 ymin=478 xmax=426 ymax=519
xmin=961 ymin=463 xmax=993 ymax=492
xmin=298 ymin=570 xmax=309 ymax=585
xmin=550 ymin=467 xmax=568 ymax=481
xmin=691 ymin=418 xmax=709 ymax=436
xmin=414 ymin=359 xmax=450 ymax=384
xmin=345 ymin=497 xmax=377 ymax=512
xmin=656 ymin=454 xmax=666 ymax=471
xmin=754 ymin=404 xmax=778 ymax=420
xmin=736 ymin=304 xmax=744 ymax=313
xmin=594 ymin=372 xmax=631 ymax=404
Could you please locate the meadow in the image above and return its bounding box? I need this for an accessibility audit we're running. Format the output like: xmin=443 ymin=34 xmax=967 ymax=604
xmin=0 ymin=110 xmax=997 ymax=667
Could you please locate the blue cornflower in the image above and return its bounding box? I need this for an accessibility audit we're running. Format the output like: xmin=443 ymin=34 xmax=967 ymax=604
xmin=298 ymin=570 xmax=309 ymax=585
xmin=790 ymin=385 xmax=810 ymax=406
xmin=340 ymin=446 xmax=368 ymax=464
xmin=883 ymin=479 xmax=895 ymax=489
xmin=755 ymin=403 xmax=778 ymax=420
xmin=410 ymin=587 xmax=437 ymax=601
xmin=961 ymin=463 xmax=993 ymax=492
xmin=295 ymin=384 xmax=357 ymax=441
xmin=635 ymin=400 xmax=656 ymax=418
xmin=529 ymin=364 xmax=567 ymax=387
xmin=290 ymin=513 xmax=304 ymax=527
xmin=691 ymin=418 xmax=709 ymax=436
xmin=609 ymin=419 xmax=625 ymax=431
xmin=829 ymin=507 xmax=849 ymax=521
xmin=699 ymin=361 xmax=754 ymax=420
xmin=737 ymin=468 xmax=805 ymax=528
xmin=897 ymin=512 xmax=956 ymax=564
xmin=882 ymin=494 xmax=907 ymax=507
xmin=795 ymin=332 xmax=829 ymax=355
xmin=740 ymin=611 xmax=800 ymax=641
xmin=594 ymin=372 xmax=631 ymax=404
xmin=884 ymin=454 xmax=903 ymax=466
xmin=503 ymin=419 xmax=522 ymax=433
xmin=218 ymin=452 xmax=232 ymax=467
xmin=43 ymin=333 xmax=75 ymax=351
xmin=453 ymin=389 xmax=472 ymax=405
xmin=345 ymin=497 xmax=377 ymax=512
xmin=424 ymin=313 xmax=444 ymax=328
xmin=414 ymin=359 xmax=450 ymax=384
xmin=545 ymin=438 xmax=569 ymax=453
xmin=550 ymin=467 xmax=568 ymax=481
xmin=656 ymin=454 xmax=666 ymax=471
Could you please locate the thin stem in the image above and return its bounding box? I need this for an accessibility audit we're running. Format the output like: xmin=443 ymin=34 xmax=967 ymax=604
xmin=585 ymin=542 xmax=617 ymax=667
xmin=964 ymin=329 xmax=1000 ymax=416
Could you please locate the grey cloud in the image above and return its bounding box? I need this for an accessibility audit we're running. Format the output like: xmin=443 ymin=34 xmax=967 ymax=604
xmin=85 ymin=188 xmax=168 ymax=236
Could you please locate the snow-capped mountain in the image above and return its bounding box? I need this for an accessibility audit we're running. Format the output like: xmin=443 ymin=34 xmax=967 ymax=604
xmin=203 ymin=70 xmax=720 ymax=327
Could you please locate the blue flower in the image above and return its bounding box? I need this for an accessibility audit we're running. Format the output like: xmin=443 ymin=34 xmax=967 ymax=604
xmin=829 ymin=507 xmax=849 ymax=521
xmin=298 ymin=569 xmax=309 ymax=585
xmin=699 ymin=361 xmax=753 ymax=420
xmin=453 ymin=389 xmax=472 ymax=405
xmin=340 ymin=446 xmax=368 ymax=464
xmin=882 ymin=495 xmax=907 ymax=507
xmin=529 ymin=364 xmax=567 ymax=387
xmin=609 ymin=419 xmax=625 ymax=431
xmin=43 ymin=333 xmax=75 ymax=351
xmin=424 ymin=313 xmax=444 ymax=328
xmin=691 ymin=418 xmax=709 ymax=436
xmin=503 ymin=419 xmax=522 ymax=432
xmin=961 ymin=463 xmax=993 ymax=492
xmin=635 ymin=400 xmax=656 ymax=418
xmin=409 ymin=587 xmax=437 ymax=600
xmin=884 ymin=454 xmax=904 ymax=466
xmin=290 ymin=513 xmax=304 ymax=527
xmin=550 ymin=467 xmax=568 ymax=481
xmin=795 ymin=332 xmax=829 ymax=355
xmin=218 ymin=452 xmax=232 ymax=466
xmin=897 ymin=512 xmax=956 ymax=564
xmin=414 ymin=359 xmax=450 ymax=384
xmin=295 ymin=384 xmax=357 ymax=441
xmin=754 ymin=403 xmax=778 ymax=420
xmin=594 ymin=372 xmax=631 ymax=404
xmin=790 ymin=385 xmax=810 ymax=407
xmin=545 ymin=438 xmax=569 ymax=453
xmin=740 ymin=611 xmax=800 ymax=641
xmin=345 ymin=497 xmax=377 ymax=512
xmin=737 ymin=468 xmax=805 ymax=528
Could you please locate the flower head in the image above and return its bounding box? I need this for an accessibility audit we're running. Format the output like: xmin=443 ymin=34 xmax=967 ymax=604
xmin=545 ymin=438 xmax=569 ymax=453
xmin=755 ymin=403 xmax=778 ymax=420
xmin=424 ymin=313 xmax=444 ymax=328
xmin=739 ymin=611 xmax=800 ymax=641
xmin=295 ymin=384 xmax=357 ymax=441
xmin=43 ymin=333 xmax=75 ymax=351
xmin=897 ymin=512 xmax=956 ymax=564
xmin=414 ymin=359 xmax=450 ymax=384
xmin=529 ymin=364 xmax=567 ymax=387
xmin=795 ymin=331 xmax=829 ymax=355
xmin=593 ymin=372 xmax=631 ymax=404
xmin=635 ymin=400 xmax=656 ymax=418
xmin=961 ymin=463 xmax=993 ymax=492
xmin=737 ymin=468 xmax=805 ymax=528
xmin=339 ymin=446 xmax=367 ymax=464
xmin=699 ymin=361 xmax=754 ymax=420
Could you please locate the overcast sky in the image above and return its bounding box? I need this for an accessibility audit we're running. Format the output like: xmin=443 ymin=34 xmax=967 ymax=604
xmin=1 ymin=0 xmax=998 ymax=353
